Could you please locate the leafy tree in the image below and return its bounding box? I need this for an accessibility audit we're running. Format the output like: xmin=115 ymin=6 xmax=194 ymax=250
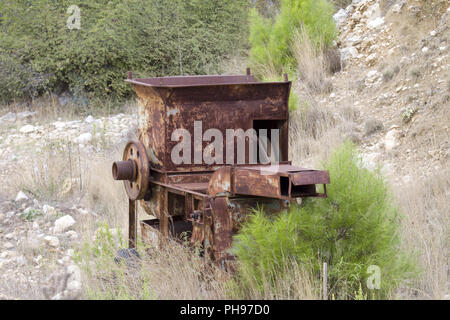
xmin=0 ymin=0 xmax=249 ymax=102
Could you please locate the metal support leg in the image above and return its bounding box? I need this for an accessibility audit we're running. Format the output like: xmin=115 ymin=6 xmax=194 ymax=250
xmin=129 ymin=199 xmax=137 ymax=248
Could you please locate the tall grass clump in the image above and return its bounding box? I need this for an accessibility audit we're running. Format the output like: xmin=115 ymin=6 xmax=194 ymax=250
xmin=75 ymin=225 xmax=227 ymax=299
xmin=248 ymin=0 xmax=337 ymax=78
xmin=232 ymin=141 xmax=417 ymax=299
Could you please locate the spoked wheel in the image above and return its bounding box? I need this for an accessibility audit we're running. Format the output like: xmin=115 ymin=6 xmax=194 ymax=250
xmin=112 ymin=140 xmax=150 ymax=248
xmin=112 ymin=140 xmax=150 ymax=201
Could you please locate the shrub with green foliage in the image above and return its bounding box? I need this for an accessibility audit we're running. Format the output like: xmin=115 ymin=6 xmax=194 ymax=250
xmin=0 ymin=0 xmax=248 ymax=103
xmin=248 ymin=0 xmax=337 ymax=77
xmin=232 ymin=141 xmax=417 ymax=299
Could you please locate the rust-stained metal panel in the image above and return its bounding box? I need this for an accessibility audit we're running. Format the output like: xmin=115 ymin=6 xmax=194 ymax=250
xmin=233 ymin=168 xmax=280 ymax=198
xmin=291 ymin=170 xmax=330 ymax=186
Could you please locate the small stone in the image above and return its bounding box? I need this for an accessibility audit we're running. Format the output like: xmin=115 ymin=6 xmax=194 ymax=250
xmin=19 ymin=124 xmax=36 ymax=134
xmin=44 ymin=236 xmax=60 ymax=248
xmin=74 ymin=132 xmax=92 ymax=144
xmin=333 ymin=8 xmax=348 ymax=27
xmin=65 ymin=230 xmax=78 ymax=240
xmin=67 ymin=264 xmax=82 ymax=283
xmin=32 ymin=221 xmax=39 ymax=230
xmin=368 ymin=17 xmax=384 ymax=29
xmin=16 ymin=111 xmax=37 ymax=120
xmin=366 ymin=53 xmax=377 ymax=65
xmin=0 ymin=112 xmax=16 ymax=122
xmin=4 ymin=233 xmax=14 ymax=240
xmin=385 ymin=126 xmax=401 ymax=151
xmin=422 ymin=47 xmax=429 ymax=53
xmin=42 ymin=205 xmax=56 ymax=216
xmin=15 ymin=191 xmax=29 ymax=202
xmin=16 ymin=255 xmax=26 ymax=267
xmin=67 ymin=280 xmax=81 ymax=292
xmin=429 ymin=30 xmax=436 ymax=37
xmin=51 ymin=293 xmax=62 ymax=300
xmin=85 ymin=115 xmax=94 ymax=123
xmin=54 ymin=215 xmax=75 ymax=234
xmin=4 ymin=242 xmax=15 ymax=249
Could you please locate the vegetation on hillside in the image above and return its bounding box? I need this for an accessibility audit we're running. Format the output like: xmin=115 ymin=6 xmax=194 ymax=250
xmin=0 ymin=0 xmax=248 ymax=103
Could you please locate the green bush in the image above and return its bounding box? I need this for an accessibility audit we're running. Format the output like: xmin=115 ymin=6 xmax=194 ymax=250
xmin=232 ymin=141 xmax=417 ymax=299
xmin=248 ymin=0 xmax=337 ymax=77
xmin=0 ymin=0 xmax=248 ymax=103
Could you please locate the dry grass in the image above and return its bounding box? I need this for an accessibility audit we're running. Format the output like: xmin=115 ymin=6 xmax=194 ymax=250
xmin=292 ymin=29 xmax=332 ymax=94
xmin=395 ymin=169 xmax=449 ymax=299
xmin=77 ymin=231 xmax=228 ymax=300
xmin=289 ymin=93 xmax=360 ymax=168
xmin=0 ymin=94 xmax=133 ymax=126
xmin=229 ymin=259 xmax=320 ymax=300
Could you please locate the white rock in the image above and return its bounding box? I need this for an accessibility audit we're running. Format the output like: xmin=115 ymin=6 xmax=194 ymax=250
xmin=51 ymin=293 xmax=62 ymax=300
xmin=422 ymin=47 xmax=429 ymax=53
xmin=74 ymin=132 xmax=92 ymax=144
xmin=366 ymin=53 xmax=377 ymax=64
xmin=85 ymin=115 xmax=94 ymax=123
xmin=16 ymin=255 xmax=26 ymax=267
xmin=368 ymin=16 xmax=384 ymax=29
xmin=333 ymin=8 xmax=348 ymax=27
xmin=65 ymin=230 xmax=78 ymax=240
xmin=53 ymin=121 xmax=66 ymax=129
xmin=3 ymin=242 xmax=14 ymax=249
xmin=44 ymin=236 xmax=60 ymax=248
xmin=0 ymin=112 xmax=16 ymax=122
xmin=391 ymin=2 xmax=405 ymax=14
xmin=54 ymin=215 xmax=76 ymax=234
xmin=15 ymin=191 xmax=29 ymax=202
xmin=19 ymin=124 xmax=36 ymax=134
xmin=67 ymin=280 xmax=81 ymax=291
xmin=17 ymin=111 xmax=37 ymax=120
xmin=348 ymin=35 xmax=362 ymax=45
xmin=32 ymin=221 xmax=39 ymax=230
xmin=42 ymin=204 xmax=56 ymax=216
xmin=67 ymin=264 xmax=81 ymax=283
xmin=385 ymin=126 xmax=401 ymax=151
xmin=366 ymin=70 xmax=381 ymax=83
xmin=430 ymin=30 xmax=437 ymax=37
xmin=4 ymin=233 xmax=14 ymax=240
xmin=340 ymin=47 xmax=358 ymax=63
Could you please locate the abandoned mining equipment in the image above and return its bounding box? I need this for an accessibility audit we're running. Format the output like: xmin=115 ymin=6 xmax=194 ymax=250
xmin=112 ymin=69 xmax=330 ymax=265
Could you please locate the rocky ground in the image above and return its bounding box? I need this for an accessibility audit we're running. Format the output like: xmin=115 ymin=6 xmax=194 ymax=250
xmin=0 ymin=112 xmax=136 ymax=299
xmin=328 ymin=0 xmax=449 ymax=184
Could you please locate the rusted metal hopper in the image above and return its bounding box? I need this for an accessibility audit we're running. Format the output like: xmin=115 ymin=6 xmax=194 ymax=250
xmin=113 ymin=70 xmax=330 ymax=265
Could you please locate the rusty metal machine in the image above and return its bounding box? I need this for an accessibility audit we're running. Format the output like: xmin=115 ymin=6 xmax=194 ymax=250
xmin=112 ymin=69 xmax=330 ymax=265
